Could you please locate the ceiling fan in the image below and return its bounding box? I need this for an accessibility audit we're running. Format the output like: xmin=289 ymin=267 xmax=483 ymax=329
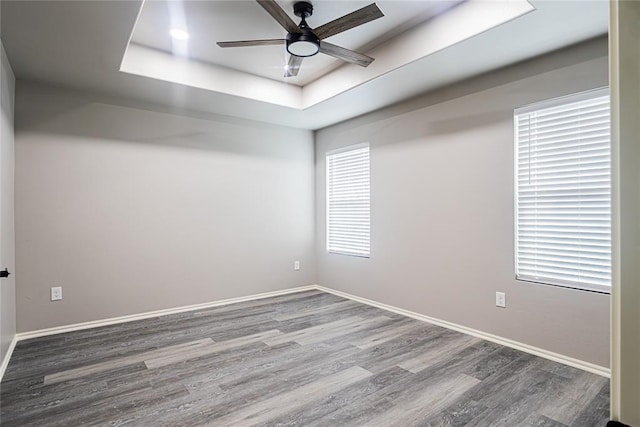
xmin=217 ymin=0 xmax=384 ymax=77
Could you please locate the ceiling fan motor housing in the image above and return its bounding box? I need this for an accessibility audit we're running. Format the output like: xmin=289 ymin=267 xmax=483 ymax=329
xmin=293 ymin=1 xmax=313 ymax=19
xmin=287 ymin=1 xmax=320 ymax=57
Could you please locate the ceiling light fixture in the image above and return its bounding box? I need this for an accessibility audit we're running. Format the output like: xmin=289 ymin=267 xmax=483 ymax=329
xmin=286 ymin=2 xmax=319 ymax=57
xmin=287 ymin=30 xmax=319 ymax=57
xmin=169 ymin=29 xmax=190 ymax=41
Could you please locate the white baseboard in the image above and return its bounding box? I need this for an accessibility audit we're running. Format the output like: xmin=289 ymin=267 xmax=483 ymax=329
xmin=0 ymin=335 xmax=18 ymax=382
xmin=17 ymin=285 xmax=317 ymax=341
xmin=12 ymin=283 xmax=609 ymax=379
xmin=315 ymin=285 xmax=611 ymax=378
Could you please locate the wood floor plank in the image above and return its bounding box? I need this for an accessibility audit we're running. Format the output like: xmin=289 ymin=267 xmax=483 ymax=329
xmin=272 ymin=299 xmax=357 ymax=321
xmin=0 ymin=290 xmax=610 ymax=426
xmin=422 ymin=398 xmax=489 ymax=427
xmin=212 ymin=365 xmax=373 ymax=426
xmin=570 ymin=381 xmax=610 ymax=427
xmin=271 ymin=305 xmax=364 ymax=327
xmin=262 ymin=315 xmax=366 ymax=346
xmin=367 ymin=373 xmax=480 ymax=427
xmin=144 ymin=329 xmax=282 ymax=369
xmin=461 ymin=346 xmax=524 ymax=381
xmin=214 ymin=341 xmax=361 ymax=393
xmin=357 ymin=327 xmax=464 ymax=374
xmin=272 ymin=303 xmax=377 ymax=334
xmin=293 ymin=316 xmax=392 ymax=346
xmin=536 ymin=365 xmax=608 ymax=425
xmin=464 ymin=363 xmax=565 ymax=426
xmin=463 ymin=352 xmax=542 ymax=406
xmin=44 ymin=338 xmax=213 ymax=385
xmin=397 ymin=333 xmax=480 ymax=373
xmin=263 ymin=366 xmax=414 ymax=426
xmin=352 ymin=318 xmax=422 ymax=349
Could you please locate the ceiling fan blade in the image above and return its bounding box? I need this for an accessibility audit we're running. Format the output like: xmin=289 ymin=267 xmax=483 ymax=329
xmin=256 ymin=0 xmax=301 ymax=34
xmin=313 ymin=3 xmax=384 ymax=40
xmin=217 ymin=39 xmax=286 ymax=48
xmin=285 ymin=55 xmax=303 ymax=77
xmin=319 ymin=41 xmax=374 ymax=67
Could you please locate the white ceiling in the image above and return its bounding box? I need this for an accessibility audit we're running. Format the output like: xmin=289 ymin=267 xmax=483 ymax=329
xmin=1 ymin=1 xmax=608 ymax=130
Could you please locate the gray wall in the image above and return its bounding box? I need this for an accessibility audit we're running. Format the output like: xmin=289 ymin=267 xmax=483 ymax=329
xmin=0 ymin=42 xmax=16 ymax=364
xmin=15 ymin=82 xmax=315 ymax=333
xmin=315 ymin=38 xmax=611 ymax=367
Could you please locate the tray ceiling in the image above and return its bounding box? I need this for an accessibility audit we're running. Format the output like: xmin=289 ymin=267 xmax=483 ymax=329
xmin=1 ymin=0 xmax=609 ymax=129
xmin=130 ymin=1 xmax=462 ymax=86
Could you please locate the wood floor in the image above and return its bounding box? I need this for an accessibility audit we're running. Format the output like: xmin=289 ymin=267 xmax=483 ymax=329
xmin=1 ymin=290 xmax=609 ymax=426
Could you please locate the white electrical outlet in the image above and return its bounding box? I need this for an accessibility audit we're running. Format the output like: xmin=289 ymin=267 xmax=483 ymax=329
xmin=294 ymin=260 xmax=300 ymax=271
xmin=495 ymin=291 xmax=506 ymax=308
xmin=51 ymin=286 xmax=63 ymax=301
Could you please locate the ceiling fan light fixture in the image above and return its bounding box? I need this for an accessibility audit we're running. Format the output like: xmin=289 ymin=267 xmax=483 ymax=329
xmin=286 ymin=30 xmax=320 ymax=57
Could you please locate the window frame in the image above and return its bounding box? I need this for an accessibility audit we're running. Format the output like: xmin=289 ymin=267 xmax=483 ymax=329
xmin=513 ymin=87 xmax=611 ymax=294
xmin=326 ymin=143 xmax=371 ymax=258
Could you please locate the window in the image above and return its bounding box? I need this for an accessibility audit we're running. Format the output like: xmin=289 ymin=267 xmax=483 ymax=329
xmin=514 ymin=88 xmax=611 ymax=293
xmin=326 ymin=144 xmax=370 ymax=257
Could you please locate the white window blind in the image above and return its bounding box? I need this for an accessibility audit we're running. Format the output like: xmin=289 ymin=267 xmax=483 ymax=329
xmin=326 ymin=144 xmax=370 ymax=257
xmin=515 ymin=89 xmax=611 ymax=293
